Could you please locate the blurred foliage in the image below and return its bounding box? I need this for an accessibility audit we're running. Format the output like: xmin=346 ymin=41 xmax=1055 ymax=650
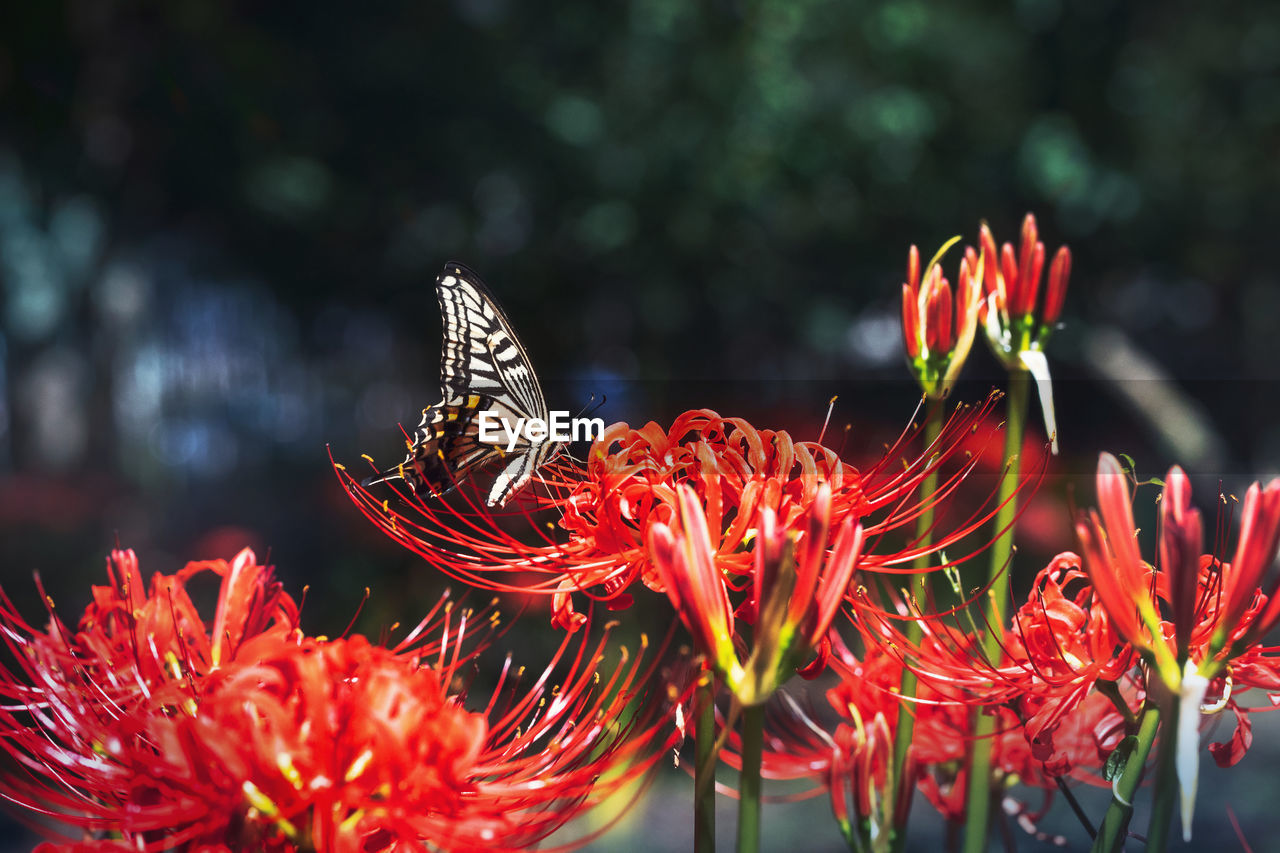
xmin=3 ymin=0 xmax=1276 ymax=374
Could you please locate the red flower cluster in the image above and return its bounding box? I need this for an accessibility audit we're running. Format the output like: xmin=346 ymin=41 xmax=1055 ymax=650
xmin=852 ymin=551 xmax=1136 ymax=776
xmin=720 ymin=635 xmax=1125 ymax=842
xmin=977 ymin=212 xmax=1072 ymax=346
xmin=648 ymin=480 xmax=865 ymax=705
xmin=900 ymin=236 xmax=986 ymax=400
xmin=339 ymin=401 xmax=1016 ymax=632
xmin=782 ymin=450 xmax=1280 ymax=845
xmin=1076 ymin=453 xmax=1280 ymax=766
xmin=0 ymin=549 xmax=675 ymax=852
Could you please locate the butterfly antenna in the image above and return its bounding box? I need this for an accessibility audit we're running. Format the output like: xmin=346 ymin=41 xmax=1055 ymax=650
xmin=536 ymin=471 xmax=569 ymax=525
xmin=573 ymin=392 xmax=608 ymax=420
xmin=817 ymin=395 xmax=838 ymax=445
xmin=560 ymin=393 xmax=607 ymax=465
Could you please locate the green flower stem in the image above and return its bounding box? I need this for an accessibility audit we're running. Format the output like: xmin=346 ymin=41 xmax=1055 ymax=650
xmin=737 ymin=702 xmax=765 ymax=853
xmin=962 ymin=367 xmax=1030 ymax=853
xmin=1092 ymin=701 xmax=1163 ymax=853
xmin=963 ymin=709 xmax=997 ymax=851
xmin=889 ymin=397 xmax=944 ymax=853
xmin=1145 ymin=697 xmax=1178 ymax=853
xmin=695 ymin=671 xmax=716 ymax=853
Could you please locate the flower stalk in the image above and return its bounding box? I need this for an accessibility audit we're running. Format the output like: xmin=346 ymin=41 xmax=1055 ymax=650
xmin=888 ymin=396 xmax=943 ymax=853
xmin=962 ymin=361 xmax=1030 ymax=853
xmin=738 ymin=703 xmax=766 ymax=853
xmin=1091 ymin=700 xmax=1162 ymax=853
xmin=695 ymin=670 xmax=717 ymax=853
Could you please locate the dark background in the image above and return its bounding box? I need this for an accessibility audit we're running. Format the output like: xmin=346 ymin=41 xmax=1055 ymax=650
xmin=2 ymin=1 xmax=1279 ymax=849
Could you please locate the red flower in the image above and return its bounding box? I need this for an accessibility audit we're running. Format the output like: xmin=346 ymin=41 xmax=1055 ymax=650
xmin=716 ymin=635 xmax=1123 ymax=845
xmin=978 ymin=213 xmax=1071 ymax=340
xmin=848 ymin=549 xmax=1137 ymax=780
xmin=339 ymin=401 xmax=1014 ymax=631
xmin=1076 ymin=453 xmax=1280 ymax=837
xmin=977 ymin=213 xmax=1072 ymax=454
xmin=1077 ymin=453 xmax=1280 ymax=687
xmin=647 ymin=480 xmax=865 ymax=705
xmin=911 ymin=689 xmax=1123 ymax=827
xmin=0 ymin=549 xmax=676 ymax=852
xmin=901 ymin=236 xmax=987 ymax=400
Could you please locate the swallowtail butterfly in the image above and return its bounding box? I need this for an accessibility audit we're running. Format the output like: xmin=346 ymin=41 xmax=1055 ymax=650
xmin=367 ymin=263 xmax=559 ymax=507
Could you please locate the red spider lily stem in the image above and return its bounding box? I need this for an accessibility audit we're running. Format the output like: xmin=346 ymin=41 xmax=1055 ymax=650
xmin=738 ymin=702 xmax=765 ymax=853
xmin=1147 ymin=698 xmax=1180 ymax=853
xmin=695 ymin=669 xmax=717 ymax=853
xmin=1092 ymin=700 xmax=1162 ymax=853
xmin=890 ymin=397 xmax=943 ymax=853
xmin=963 ymin=363 xmax=1030 ymax=853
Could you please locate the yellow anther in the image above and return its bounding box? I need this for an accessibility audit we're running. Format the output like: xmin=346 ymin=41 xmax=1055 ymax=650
xmin=277 ymin=752 xmax=304 ymax=790
xmin=345 ymin=749 xmax=374 ymax=781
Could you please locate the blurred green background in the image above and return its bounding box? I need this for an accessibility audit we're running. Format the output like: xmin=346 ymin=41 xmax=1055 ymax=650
xmin=2 ymin=1 xmax=1279 ymax=849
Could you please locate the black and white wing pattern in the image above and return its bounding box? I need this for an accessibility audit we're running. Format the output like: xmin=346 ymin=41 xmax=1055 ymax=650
xmin=369 ymin=263 xmax=559 ymax=507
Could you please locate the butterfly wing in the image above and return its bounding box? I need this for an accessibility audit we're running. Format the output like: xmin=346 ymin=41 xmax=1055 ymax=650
xmin=383 ymin=394 xmax=496 ymax=498
xmin=369 ymin=264 xmax=554 ymax=506
xmin=436 ymin=263 xmax=547 ymax=421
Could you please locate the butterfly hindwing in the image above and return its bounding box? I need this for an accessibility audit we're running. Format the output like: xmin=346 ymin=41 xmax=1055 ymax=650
xmin=396 ymin=395 xmax=497 ymax=498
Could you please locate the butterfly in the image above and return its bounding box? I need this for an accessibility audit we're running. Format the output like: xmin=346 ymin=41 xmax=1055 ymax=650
xmin=367 ymin=262 xmax=560 ymax=507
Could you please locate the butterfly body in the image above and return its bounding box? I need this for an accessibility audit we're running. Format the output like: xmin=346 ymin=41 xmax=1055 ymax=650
xmin=373 ymin=263 xmax=559 ymax=507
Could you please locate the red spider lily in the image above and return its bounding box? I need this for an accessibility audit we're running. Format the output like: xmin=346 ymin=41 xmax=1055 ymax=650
xmin=977 ymin=213 xmax=1072 ymax=343
xmin=852 ymin=552 xmax=1136 ymax=773
xmin=715 ymin=636 xmax=1123 ymax=850
xmin=647 ymin=481 xmax=865 ymax=705
xmin=911 ymin=688 xmax=1124 ymax=838
xmin=1077 ymin=453 xmax=1280 ymax=686
xmin=1076 ymin=452 xmax=1280 ymax=838
xmin=901 ymin=237 xmax=986 ymax=400
xmin=977 ymin=213 xmax=1072 ymax=454
xmin=0 ymin=549 xmax=678 ymax=852
xmin=338 ymin=401 xmax=1018 ymax=631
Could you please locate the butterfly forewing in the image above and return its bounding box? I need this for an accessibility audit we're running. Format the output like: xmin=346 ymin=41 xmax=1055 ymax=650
xmin=370 ymin=263 xmax=557 ymax=507
xmin=436 ymin=264 xmax=546 ymax=420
